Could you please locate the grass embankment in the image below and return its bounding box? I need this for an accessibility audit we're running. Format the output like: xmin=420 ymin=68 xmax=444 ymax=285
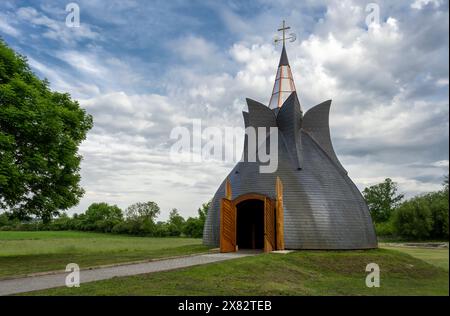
xmin=0 ymin=231 xmax=210 ymax=278
xmin=27 ymin=248 xmax=449 ymax=296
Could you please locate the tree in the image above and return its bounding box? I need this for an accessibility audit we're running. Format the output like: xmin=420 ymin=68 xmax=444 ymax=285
xmin=125 ymin=201 xmax=160 ymax=221
xmin=425 ymin=191 xmax=449 ymax=239
xmin=443 ymin=174 xmax=449 ymax=194
xmin=0 ymin=39 xmax=93 ymax=223
xmin=198 ymin=201 xmax=210 ymax=224
xmin=363 ymin=178 xmax=404 ymax=223
xmin=183 ymin=217 xmax=203 ymax=238
xmin=122 ymin=201 xmax=161 ymax=236
xmin=183 ymin=200 xmax=210 ymax=238
xmin=393 ymin=197 xmax=433 ymax=240
xmin=167 ymin=208 xmax=185 ymax=236
xmin=82 ymin=202 xmax=123 ymax=232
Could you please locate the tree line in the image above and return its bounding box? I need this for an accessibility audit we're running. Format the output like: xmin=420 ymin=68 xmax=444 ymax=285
xmin=0 ymin=200 xmax=210 ymax=238
xmin=363 ymin=176 xmax=449 ymax=240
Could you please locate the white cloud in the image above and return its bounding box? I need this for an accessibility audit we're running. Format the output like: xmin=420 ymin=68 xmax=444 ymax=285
xmin=0 ymin=13 xmax=20 ymax=37
xmin=431 ymin=160 xmax=449 ymax=168
xmin=28 ymin=57 xmax=101 ymax=98
xmin=15 ymin=6 xmax=100 ymax=45
xmin=411 ymin=0 xmax=443 ymax=10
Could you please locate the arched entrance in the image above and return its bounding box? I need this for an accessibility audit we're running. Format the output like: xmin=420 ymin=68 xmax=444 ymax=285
xmin=219 ymin=177 xmax=285 ymax=253
xmin=236 ymin=199 xmax=264 ymax=249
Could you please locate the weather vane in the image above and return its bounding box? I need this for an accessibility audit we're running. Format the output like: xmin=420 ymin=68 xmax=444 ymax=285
xmin=274 ymin=20 xmax=296 ymax=46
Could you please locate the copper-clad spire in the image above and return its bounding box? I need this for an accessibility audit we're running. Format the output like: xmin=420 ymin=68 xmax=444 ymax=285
xmin=269 ymin=21 xmax=297 ymax=109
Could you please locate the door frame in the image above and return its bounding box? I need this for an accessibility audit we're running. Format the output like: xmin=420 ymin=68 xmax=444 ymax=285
xmin=219 ymin=178 xmax=285 ymax=253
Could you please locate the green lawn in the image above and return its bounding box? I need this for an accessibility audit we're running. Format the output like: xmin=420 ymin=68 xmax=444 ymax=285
xmin=380 ymin=244 xmax=449 ymax=271
xmin=26 ymin=248 xmax=449 ymax=296
xmin=0 ymin=231 xmax=210 ymax=278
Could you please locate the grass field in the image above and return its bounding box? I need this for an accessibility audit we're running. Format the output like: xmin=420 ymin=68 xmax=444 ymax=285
xmin=381 ymin=244 xmax=449 ymax=271
xmin=0 ymin=231 xmax=210 ymax=278
xmin=26 ymin=247 xmax=449 ymax=296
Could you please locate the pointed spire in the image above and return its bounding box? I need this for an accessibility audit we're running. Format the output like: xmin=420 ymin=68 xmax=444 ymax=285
xmin=269 ymin=21 xmax=297 ymax=109
xmin=269 ymin=43 xmax=297 ymax=109
xmin=279 ymin=44 xmax=289 ymax=66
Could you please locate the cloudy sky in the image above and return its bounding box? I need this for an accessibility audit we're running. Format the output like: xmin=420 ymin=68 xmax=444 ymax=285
xmin=1 ymin=0 xmax=448 ymax=219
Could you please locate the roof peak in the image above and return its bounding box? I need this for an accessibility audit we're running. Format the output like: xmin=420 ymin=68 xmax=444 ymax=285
xmin=269 ymin=20 xmax=298 ymax=108
xmin=269 ymin=44 xmax=297 ymax=109
xmin=278 ymin=44 xmax=290 ymax=66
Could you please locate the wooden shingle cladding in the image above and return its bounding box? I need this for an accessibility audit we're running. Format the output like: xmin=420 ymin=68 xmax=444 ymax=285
xmin=204 ymin=92 xmax=377 ymax=250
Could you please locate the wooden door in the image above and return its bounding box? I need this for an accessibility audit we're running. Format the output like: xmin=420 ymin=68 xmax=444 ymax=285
xmin=220 ymin=198 xmax=236 ymax=252
xmin=264 ymin=197 xmax=276 ymax=252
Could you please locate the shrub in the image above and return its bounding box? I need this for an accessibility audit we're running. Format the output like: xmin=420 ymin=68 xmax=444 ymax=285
xmin=393 ymin=197 xmax=433 ymax=240
xmin=426 ymin=191 xmax=449 ymax=239
xmin=154 ymin=222 xmax=170 ymax=237
xmin=167 ymin=209 xmax=185 ymax=237
xmin=49 ymin=214 xmax=73 ymax=231
xmin=81 ymin=203 xmax=123 ymax=232
xmin=374 ymin=220 xmax=395 ymax=237
xmin=112 ymin=221 xmax=130 ymax=235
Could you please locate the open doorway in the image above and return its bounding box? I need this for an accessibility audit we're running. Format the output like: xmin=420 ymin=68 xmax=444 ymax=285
xmin=236 ymin=199 xmax=264 ymax=249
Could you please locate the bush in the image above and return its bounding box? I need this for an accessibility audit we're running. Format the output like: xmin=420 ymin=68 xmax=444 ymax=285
xmin=374 ymin=220 xmax=395 ymax=237
xmin=0 ymin=212 xmax=19 ymax=227
xmin=393 ymin=197 xmax=433 ymax=240
xmin=154 ymin=222 xmax=169 ymax=237
xmin=111 ymin=221 xmax=129 ymax=234
xmin=15 ymin=222 xmax=42 ymax=231
xmin=80 ymin=203 xmax=123 ymax=232
xmin=49 ymin=214 xmax=73 ymax=231
xmin=182 ymin=201 xmax=209 ymax=238
xmin=426 ymin=191 xmax=449 ymax=239
xmin=167 ymin=209 xmax=185 ymax=237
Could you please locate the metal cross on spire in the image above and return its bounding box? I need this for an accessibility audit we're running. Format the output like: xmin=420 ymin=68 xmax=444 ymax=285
xmin=274 ymin=20 xmax=296 ymax=46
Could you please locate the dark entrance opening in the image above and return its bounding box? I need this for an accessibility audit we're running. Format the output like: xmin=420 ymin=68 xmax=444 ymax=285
xmin=236 ymin=199 xmax=264 ymax=249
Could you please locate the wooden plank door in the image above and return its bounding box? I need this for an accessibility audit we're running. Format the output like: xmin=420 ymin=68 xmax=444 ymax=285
xmin=220 ymin=198 xmax=236 ymax=253
xmin=264 ymin=197 xmax=276 ymax=252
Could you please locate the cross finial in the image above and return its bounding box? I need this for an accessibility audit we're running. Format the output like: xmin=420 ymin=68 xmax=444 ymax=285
xmin=274 ymin=20 xmax=296 ymax=46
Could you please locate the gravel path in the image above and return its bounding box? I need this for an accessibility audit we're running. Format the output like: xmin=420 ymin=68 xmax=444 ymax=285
xmin=0 ymin=251 xmax=259 ymax=296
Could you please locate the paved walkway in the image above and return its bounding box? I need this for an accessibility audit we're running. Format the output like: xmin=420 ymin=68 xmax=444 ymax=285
xmin=0 ymin=251 xmax=259 ymax=296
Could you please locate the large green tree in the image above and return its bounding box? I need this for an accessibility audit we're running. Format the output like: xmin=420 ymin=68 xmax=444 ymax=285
xmin=0 ymin=39 xmax=93 ymax=222
xmin=81 ymin=202 xmax=123 ymax=232
xmin=125 ymin=201 xmax=160 ymax=221
xmin=363 ymin=178 xmax=404 ymax=223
